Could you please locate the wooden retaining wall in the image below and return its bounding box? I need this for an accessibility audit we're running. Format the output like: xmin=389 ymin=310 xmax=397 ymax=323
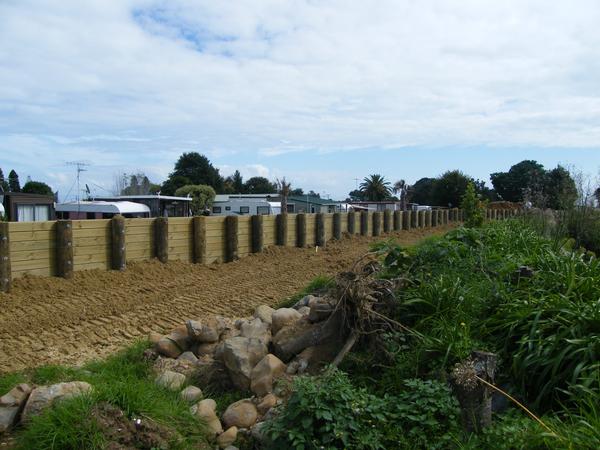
xmin=0 ymin=208 xmax=517 ymax=292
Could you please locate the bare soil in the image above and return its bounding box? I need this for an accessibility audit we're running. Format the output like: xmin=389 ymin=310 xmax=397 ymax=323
xmin=0 ymin=227 xmax=453 ymax=373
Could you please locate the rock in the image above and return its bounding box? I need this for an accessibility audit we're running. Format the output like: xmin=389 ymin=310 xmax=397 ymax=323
xmin=224 ymin=446 xmax=239 ymax=450
xmin=293 ymin=294 xmax=320 ymax=309
xmin=251 ymin=421 xmax=266 ymax=443
xmin=222 ymin=337 xmax=268 ymax=390
xmin=193 ymin=342 xmax=219 ymax=357
xmin=180 ymin=386 xmax=203 ymax=403
xmin=217 ymin=426 xmax=238 ymax=448
xmin=257 ymin=393 xmax=278 ymax=415
xmin=308 ymin=298 xmax=335 ymax=323
xmin=195 ymin=356 xmax=233 ymax=390
xmin=250 ymin=354 xmax=286 ymax=396
xmin=271 ymin=308 xmax=302 ymax=335
xmin=169 ymin=325 xmax=191 ymax=351
xmin=155 ymin=370 xmax=186 ymax=391
xmin=297 ymin=306 xmax=311 ymax=316
xmin=194 ymin=399 xmax=223 ymax=437
xmin=222 ymin=399 xmax=258 ymax=429
xmin=155 ymin=337 xmax=183 ymax=358
xmin=153 ymin=356 xmax=197 ymax=379
xmin=0 ymin=407 xmax=19 ymax=434
xmin=22 ymin=382 xmax=92 ymax=421
xmin=0 ymin=384 xmax=32 ymax=408
xmin=240 ymin=318 xmax=271 ymax=344
xmin=186 ymin=316 xmax=226 ymax=343
xmin=177 ymin=351 xmax=199 ymax=364
xmin=272 ymin=312 xmax=343 ymax=362
xmin=253 ymin=305 xmax=275 ymax=325
xmin=148 ymin=331 xmax=163 ymax=345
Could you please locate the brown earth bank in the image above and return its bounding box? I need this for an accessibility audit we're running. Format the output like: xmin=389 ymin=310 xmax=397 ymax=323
xmin=0 ymin=226 xmax=454 ymax=373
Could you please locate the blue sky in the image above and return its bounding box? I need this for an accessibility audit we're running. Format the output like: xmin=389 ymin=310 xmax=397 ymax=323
xmin=1 ymin=0 xmax=599 ymax=200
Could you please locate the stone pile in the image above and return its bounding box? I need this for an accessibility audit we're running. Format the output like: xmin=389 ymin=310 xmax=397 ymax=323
xmin=149 ymin=293 xmax=344 ymax=449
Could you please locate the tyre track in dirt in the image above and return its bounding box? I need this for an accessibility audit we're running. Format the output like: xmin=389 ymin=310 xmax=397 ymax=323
xmin=0 ymin=227 xmax=453 ymax=373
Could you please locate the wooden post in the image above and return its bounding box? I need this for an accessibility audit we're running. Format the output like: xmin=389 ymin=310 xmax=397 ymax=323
xmin=411 ymin=209 xmax=419 ymax=228
xmin=383 ymin=210 xmax=392 ymax=233
xmin=418 ymin=210 xmax=425 ymax=228
xmin=316 ymin=213 xmax=326 ymax=247
xmin=403 ymin=210 xmax=411 ymax=230
xmin=333 ymin=213 xmax=342 ymax=240
xmin=372 ymin=212 xmax=382 ymax=236
xmin=453 ymin=351 xmax=497 ymax=433
xmin=425 ymin=210 xmax=432 ymax=228
xmin=432 ymin=209 xmax=438 ymax=227
xmin=251 ymin=215 xmax=264 ymax=253
xmin=360 ymin=211 xmax=369 ymax=236
xmin=276 ymin=214 xmax=288 ymax=246
xmin=193 ymin=216 xmax=207 ymax=263
xmin=111 ymin=215 xmax=126 ymax=271
xmin=347 ymin=211 xmax=356 ymax=235
xmin=444 ymin=210 xmax=449 ymax=225
xmin=0 ymin=222 xmax=10 ymax=292
xmin=56 ymin=220 xmax=74 ymax=279
xmin=296 ymin=214 xmax=306 ymax=248
xmin=155 ymin=217 xmax=168 ymax=263
xmin=393 ymin=210 xmax=402 ymax=231
xmin=454 ymin=208 xmax=460 ymax=222
xmin=225 ymin=215 xmax=238 ymax=262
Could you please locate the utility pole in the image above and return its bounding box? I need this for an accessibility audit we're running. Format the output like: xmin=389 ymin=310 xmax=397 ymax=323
xmin=67 ymin=161 xmax=90 ymax=216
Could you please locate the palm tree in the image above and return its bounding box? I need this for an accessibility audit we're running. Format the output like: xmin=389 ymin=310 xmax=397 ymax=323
xmin=277 ymin=177 xmax=291 ymax=213
xmin=360 ymin=174 xmax=391 ymax=201
xmin=393 ymin=179 xmax=409 ymax=210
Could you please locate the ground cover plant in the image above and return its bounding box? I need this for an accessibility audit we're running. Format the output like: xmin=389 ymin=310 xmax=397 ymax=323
xmin=0 ymin=342 xmax=209 ymax=449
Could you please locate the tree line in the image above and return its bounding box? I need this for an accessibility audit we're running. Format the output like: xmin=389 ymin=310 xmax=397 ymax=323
xmin=0 ymin=167 xmax=54 ymax=196
xmin=349 ymin=160 xmax=580 ymax=210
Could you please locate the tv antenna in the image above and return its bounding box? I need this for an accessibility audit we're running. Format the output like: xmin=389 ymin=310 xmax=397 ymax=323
xmin=67 ymin=161 xmax=90 ymax=214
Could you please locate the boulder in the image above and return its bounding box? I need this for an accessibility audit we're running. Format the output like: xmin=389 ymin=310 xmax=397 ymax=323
xmin=168 ymin=325 xmax=191 ymax=351
xmin=240 ymin=318 xmax=271 ymax=344
xmin=308 ymin=298 xmax=335 ymax=323
xmin=253 ymin=305 xmax=275 ymax=325
xmin=222 ymin=399 xmax=258 ymax=429
xmin=186 ymin=316 xmax=226 ymax=343
xmin=193 ymin=342 xmax=219 ymax=358
xmin=153 ymin=356 xmax=197 ymax=378
xmin=271 ymin=308 xmax=302 ymax=335
xmin=194 ymin=398 xmax=223 ymax=437
xmin=148 ymin=331 xmax=163 ymax=345
xmin=297 ymin=306 xmax=311 ymax=316
xmin=155 ymin=370 xmax=186 ymax=391
xmin=177 ymin=351 xmax=199 ymax=364
xmin=22 ymin=382 xmax=92 ymax=421
xmin=272 ymin=312 xmax=342 ymax=362
xmin=256 ymin=393 xmax=278 ymax=415
xmin=217 ymin=426 xmax=238 ymax=448
xmin=155 ymin=337 xmax=183 ymax=359
xmin=180 ymin=386 xmax=203 ymax=403
xmin=1 ymin=383 xmax=33 ymax=433
xmin=293 ymin=294 xmax=320 ymax=309
xmin=250 ymin=354 xmax=286 ymax=396
xmin=222 ymin=337 xmax=268 ymax=390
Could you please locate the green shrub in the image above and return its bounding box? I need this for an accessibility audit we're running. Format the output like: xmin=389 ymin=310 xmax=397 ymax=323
xmin=460 ymin=182 xmax=486 ymax=228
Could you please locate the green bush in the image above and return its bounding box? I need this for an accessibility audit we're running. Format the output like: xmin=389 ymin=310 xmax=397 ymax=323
xmin=460 ymin=182 xmax=486 ymax=228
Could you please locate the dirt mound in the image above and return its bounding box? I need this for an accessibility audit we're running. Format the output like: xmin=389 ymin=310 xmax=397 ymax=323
xmin=0 ymin=227 xmax=453 ymax=373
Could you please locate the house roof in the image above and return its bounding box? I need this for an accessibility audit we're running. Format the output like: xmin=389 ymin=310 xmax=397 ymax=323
xmin=288 ymin=195 xmax=341 ymax=205
xmin=56 ymin=201 xmax=151 ymax=215
xmin=93 ymin=195 xmax=191 ymax=202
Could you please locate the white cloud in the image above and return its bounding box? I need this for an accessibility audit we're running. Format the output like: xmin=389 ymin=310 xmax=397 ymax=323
xmin=1 ymin=0 xmax=600 ymax=198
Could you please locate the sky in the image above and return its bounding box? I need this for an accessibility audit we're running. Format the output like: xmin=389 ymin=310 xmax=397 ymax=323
xmin=1 ymin=0 xmax=599 ymax=201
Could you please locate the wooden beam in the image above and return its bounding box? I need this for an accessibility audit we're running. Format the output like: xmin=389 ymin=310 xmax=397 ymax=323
xmin=393 ymin=210 xmax=402 ymax=231
xmin=276 ymin=214 xmax=288 ymax=246
xmin=155 ymin=217 xmax=168 ymax=263
xmin=56 ymin=220 xmax=74 ymax=279
xmin=225 ymin=215 xmax=238 ymax=262
xmin=251 ymin=215 xmax=264 ymax=253
xmin=383 ymin=210 xmax=392 ymax=233
xmin=0 ymin=222 xmax=11 ymax=292
xmin=111 ymin=215 xmax=126 ymax=271
xmin=372 ymin=212 xmax=381 ymax=236
xmin=333 ymin=212 xmax=341 ymax=240
xmin=193 ymin=216 xmax=207 ymax=263
xmin=347 ymin=211 xmax=356 ymax=235
xmin=360 ymin=211 xmax=369 ymax=236
xmin=316 ymin=213 xmax=326 ymax=247
xmin=403 ymin=210 xmax=411 ymax=230
xmin=296 ymin=213 xmax=306 ymax=247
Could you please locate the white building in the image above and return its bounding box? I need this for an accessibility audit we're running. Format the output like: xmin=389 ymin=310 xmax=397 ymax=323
xmin=211 ymin=194 xmax=281 ymax=216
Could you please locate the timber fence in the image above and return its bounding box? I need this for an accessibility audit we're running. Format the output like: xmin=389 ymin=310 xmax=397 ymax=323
xmin=0 ymin=208 xmax=519 ymax=292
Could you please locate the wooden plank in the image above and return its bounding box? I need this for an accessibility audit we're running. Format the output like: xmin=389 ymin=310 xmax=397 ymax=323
xmin=9 ymin=230 xmax=54 ymax=242
xmin=11 ymin=258 xmax=54 ymax=272
xmin=8 ymin=221 xmax=56 ymax=232
xmin=73 ymin=245 xmax=111 ymax=257
xmin=71 ymin=220 xmax=111 ymax=230
xmin=9 ymin=239 xmax=55 ymax=252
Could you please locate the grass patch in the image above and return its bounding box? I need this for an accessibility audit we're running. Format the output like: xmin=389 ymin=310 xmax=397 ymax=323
xmin=12 ymin=341 xmax=209 ymax=450
xmin=276 ymin=275 xmax=334 ymax=308
xmin=0 ymin=372 xmax=27 ymax=396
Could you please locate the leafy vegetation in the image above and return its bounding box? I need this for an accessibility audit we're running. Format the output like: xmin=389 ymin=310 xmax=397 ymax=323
xmin=460 ymin=181 xmax=486 ymax=227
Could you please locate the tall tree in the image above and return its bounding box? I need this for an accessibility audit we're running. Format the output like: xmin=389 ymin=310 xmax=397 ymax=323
xmin=491 ymin=160 xmax=546 ymax=203
xmin=430 ymin=170 xmax=471 ymax=207
xmin=360 ymin=174 xmax=391 ymax=201
xmin=232 ymin=170 xmax=244 ymax=193
xmin=164 ymin=152 xmax=224 ymax=194
xmin=8 ymin=170 xmax=20 ymax=192
xmin=22 ymin=181 xmax=53 ymax=196
xmin=244 ymin=177 xmax=277 ymax=194
xmin=0 ymin=168 xmax=8 ymax=192
xmin=544 ymin=165 xmax=577 ymax=210
xmin=277 ymin=177 xmax=291 ymax=214
xmin=408 ymin=177 xmax=436 ymax=205
xmin=393 ymin=179 xmax=409 ymax=210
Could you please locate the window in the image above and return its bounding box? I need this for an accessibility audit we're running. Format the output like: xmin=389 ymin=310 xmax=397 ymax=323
xmin=225 ymin=206 xmax=231 ymax=211
xmin=17 ymin=204 xmax=50 ymax=222
xmin=257 ymin=206 xmax=269 ymax=215
xmin=212 ymin=206 xmax=222 ymax=213
xmin=286 ymin=204 xmax=295 ymax=213
xmin=240 ymin=206 xmax=249 ymax=214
